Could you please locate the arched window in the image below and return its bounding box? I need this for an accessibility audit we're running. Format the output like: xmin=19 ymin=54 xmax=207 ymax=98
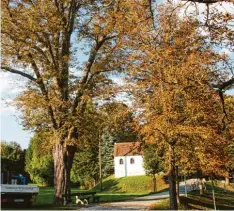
xmin=130 ymin=158 xmax=134 ymax=164
xmin=119 ymin=159 xmax=124 ymax=165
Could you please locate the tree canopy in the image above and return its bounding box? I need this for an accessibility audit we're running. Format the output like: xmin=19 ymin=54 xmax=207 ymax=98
xmin=122 ymin=3 xmax=233 ymax=209
xmin=1 ymin=141 xmax=25 ymax=173
xmin=2 ymin=0 xmax=131 ymax=202
xmin=25 ymin=133 xmax=54 ymax=186
xmin=1 ymin=0 xmax=234 ymax=208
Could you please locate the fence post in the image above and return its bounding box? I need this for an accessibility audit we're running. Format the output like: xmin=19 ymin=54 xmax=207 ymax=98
xmin=184 ymin=176 xmax=187 ymax=197
xmin=211 ymin=179 xmax=216 ymax=211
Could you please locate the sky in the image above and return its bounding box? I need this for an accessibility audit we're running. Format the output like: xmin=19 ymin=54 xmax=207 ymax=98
xmin=0 ymin=72 xmax=31 ymax=149
xmin=1 ymin=1 xmax=234 ymax=150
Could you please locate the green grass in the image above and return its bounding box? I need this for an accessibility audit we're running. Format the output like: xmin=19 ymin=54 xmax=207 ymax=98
xmin=149 ymin=183 xmax=234 ymax=210
xmin=92 ymin=175 xmax=168 ymax=194
xmin=33 ymin=186 xmax=55 ymax=206
xmin=34 ymin=186 xmax=90 ymax=206
xmin=180 ymin=190 xmax=234 ymax=210
xmin=34 ymin=174 xmax=168 ymax=208
xmin=91 ymin=174 xmax=169 ymax=202
xmin=3 ymin=174 xmax=168 ymax=209
xmin=32 ymin=186 xmax=95 ymax=209
xmin=148 ymin=198 xmax=171 ymax=210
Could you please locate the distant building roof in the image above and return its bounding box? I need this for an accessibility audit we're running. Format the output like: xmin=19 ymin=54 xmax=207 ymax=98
xmin=114 ymin=142 xmax=142 ymax=156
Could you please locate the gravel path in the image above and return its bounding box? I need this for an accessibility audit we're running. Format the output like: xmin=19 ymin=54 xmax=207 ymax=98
xmin=79 ymin=191 xmax=172 ymax=210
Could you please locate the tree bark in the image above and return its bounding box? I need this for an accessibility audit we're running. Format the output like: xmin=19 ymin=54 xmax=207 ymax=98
xmin=153 ymin=175 xmax=157 ymax=192
xmin=53 ymin=142 xmax=75 ymax=204
xmin=168 ymin=144 xmax=178 ymax=210
xmin=199 ymin=178 xmax=204 ymax=195
xmin=175 ymin=165 xmax=180 ymax=205
xmin=99 ymin=134 xmax=103 ymax=192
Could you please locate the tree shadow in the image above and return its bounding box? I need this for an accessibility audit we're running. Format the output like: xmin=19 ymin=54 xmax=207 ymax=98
xmin=149 ymin=187 xmax=169 ymax=194
xmin=91 ymin=179 xmax=121 ymax=192
xmin=180 ymin=194 xmax=234 ymax=210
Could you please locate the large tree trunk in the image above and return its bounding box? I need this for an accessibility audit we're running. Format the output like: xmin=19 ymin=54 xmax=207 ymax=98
xmin=168 ymin=144 xmax=178 ymax=210
xmin=53 ymin=142 xmax=75 ymax=204
xmin=153 ymin=174 xmax=157 ymax=192
xmin=176 ymin=165 xmax=180 ymax=205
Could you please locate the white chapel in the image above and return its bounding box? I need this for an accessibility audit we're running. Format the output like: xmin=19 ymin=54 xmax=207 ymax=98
xmin=114 ymin=142 xmax=145 ymax=178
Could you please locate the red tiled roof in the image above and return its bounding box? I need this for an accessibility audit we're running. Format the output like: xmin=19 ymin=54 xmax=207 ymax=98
xmin=114 ymin=142 xmax=142 ymax=156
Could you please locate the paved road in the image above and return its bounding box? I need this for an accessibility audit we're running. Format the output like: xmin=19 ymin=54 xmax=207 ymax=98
xmin=80 ymin=180 xmax=198 ymax=210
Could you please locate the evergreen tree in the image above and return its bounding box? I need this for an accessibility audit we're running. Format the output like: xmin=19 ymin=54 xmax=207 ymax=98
xmin=101 ymin=132 xmax=115 ymax=178
xmin=71 ymin=144 xmax=99 ymax=189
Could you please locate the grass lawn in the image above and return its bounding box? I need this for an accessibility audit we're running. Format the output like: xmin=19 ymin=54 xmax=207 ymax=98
xmin=91 ymin=174 xmax=169 ymax=202
xmin=29 ymin=174 xmax=168 ymax=209
xmin=2 ymin=174 xmax=168 ymax=209
xmin=149 ymin=183 xmax=234 ymax=210
xmin=31 ymin=186 xmax=144 ymax=209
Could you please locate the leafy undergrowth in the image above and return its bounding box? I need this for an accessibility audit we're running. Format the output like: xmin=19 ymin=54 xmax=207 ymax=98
xmin=149 ymin=189 xmax=234 ymax=210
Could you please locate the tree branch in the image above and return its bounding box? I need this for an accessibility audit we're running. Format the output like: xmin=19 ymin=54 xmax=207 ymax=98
xmin=1 ymin=66 xmax=37 ymax=82
xmin=87 ymin=68 xmax=115 ymax=84
xmin=32 ymin=46 xmax=52 ymax=65
xmin=80 ymin=35 xmax=116 ymax=85
xmin=218 ymin=90 xmax=229 ymax=130
xmin=213 ymin=77 xmax=234 ymax=90
xmin=148 ymin=0 xmax=156 ymax=30
xmin=71 ymin=35 xmax=116 ymax=114
xmin=2 ymin=64 xmax=58 ymax=129
xmin=28 ymin=53 xmax=58 ymax=129
xmin=181 ymin=0 xmax=234 ymax=3
xmin=67 ymin=0 xmax=80 ymax=35
xmin=43 ymin=32 xmax=57 ymax=69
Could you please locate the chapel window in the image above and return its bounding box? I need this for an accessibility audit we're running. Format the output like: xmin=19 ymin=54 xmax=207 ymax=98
xmin=119 ymin=158 xmax=124 ymax=165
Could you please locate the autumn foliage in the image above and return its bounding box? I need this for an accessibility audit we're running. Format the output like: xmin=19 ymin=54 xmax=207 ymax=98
xmin=1 ymin=0 xmax=234 ymax=209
